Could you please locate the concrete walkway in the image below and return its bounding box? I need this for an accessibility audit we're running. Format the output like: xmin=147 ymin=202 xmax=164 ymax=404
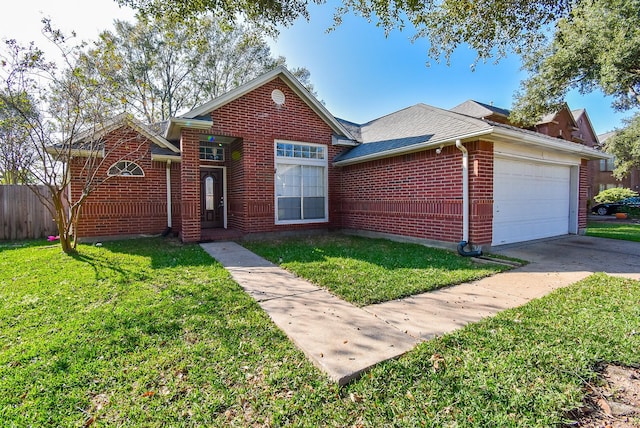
xmin=200 ymin=241 xmax=419 ymax=385
xmin=200 ymin=236 xmax=640 ymax=385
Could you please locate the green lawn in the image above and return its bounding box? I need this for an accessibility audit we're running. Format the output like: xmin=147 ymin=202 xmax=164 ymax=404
xmin=0 ymin=239 xmax=334 ymax=426
xmin=1 ymin=238 xmax=639 ymax=426
xmin=586 ymin=220 xmax=640 ymax=241
xmin=243 ymin=235 xmax=511 ymax=306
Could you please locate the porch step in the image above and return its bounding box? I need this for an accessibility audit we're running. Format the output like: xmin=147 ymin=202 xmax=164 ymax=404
xmin=200 ymin=228 xmax=244 ymax=242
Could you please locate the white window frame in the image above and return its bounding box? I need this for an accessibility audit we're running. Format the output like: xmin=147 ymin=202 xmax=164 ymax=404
xmin=199 ymin=140 xmax=225 ymax=161
xmin=600 ymin=157 xmax=615 ymax=172
xmin=274 ymin=140 xmax=328 ymax=225
xmin=107 ymin=160 xmax=145 ymax=177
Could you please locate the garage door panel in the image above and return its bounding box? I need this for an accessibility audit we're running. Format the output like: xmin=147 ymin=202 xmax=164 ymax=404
xmin=493 ymin=158 xmax=570 ymax=246
xmin=494 ymin=218 xmax=568 ymax=243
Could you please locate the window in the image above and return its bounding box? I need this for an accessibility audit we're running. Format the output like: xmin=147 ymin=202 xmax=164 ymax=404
xmin=600 ymin=157 xmax=615 ymax=172
xmin=275 ymin=141 xmax=327 ymax=224
xmin=205 ymin=176 xmax=215 ymax=210
xmin=199 ymin=138 xmax=225 ymax=161
xmin=107 ymin=161 xmax=144 ymax=177
xmin=599 ymin=183 xmax=620 ymax=192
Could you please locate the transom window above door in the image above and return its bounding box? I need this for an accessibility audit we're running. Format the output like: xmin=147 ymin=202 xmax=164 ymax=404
xmin=199 ymin=137 xmax=225 ymax=161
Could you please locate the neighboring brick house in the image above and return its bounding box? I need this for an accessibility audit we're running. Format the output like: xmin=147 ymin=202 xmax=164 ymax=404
xmin=68 ymin=67 xmax=605 ymax=250
xmin=594 ymin=131 xmax=640 ymax=196
xmin=571 ymin=109 xmax=600 ymax=201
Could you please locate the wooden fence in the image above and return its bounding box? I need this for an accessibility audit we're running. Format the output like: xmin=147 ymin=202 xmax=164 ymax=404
xmin=0 ymin=185 xmax=58 ymax=240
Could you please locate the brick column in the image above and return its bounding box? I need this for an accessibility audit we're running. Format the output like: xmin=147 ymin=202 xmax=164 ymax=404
xmin=578 ymin=159 xmax=589 ymax=233
xmin=180 ymin=130 xmax=201 ymax=242
xmin=468 ymin=140 xmax=494 ymax=245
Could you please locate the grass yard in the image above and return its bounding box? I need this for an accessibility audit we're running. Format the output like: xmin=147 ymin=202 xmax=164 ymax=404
xmin=586 ymin=220 xmax=640 ymax=242
xmin=0 ymin=238 xmax=639 ymax=426
xmin=243 ymin=234 xmax=511 ymax=306
xmin=0 ymin=239 xmax=335 ymax=426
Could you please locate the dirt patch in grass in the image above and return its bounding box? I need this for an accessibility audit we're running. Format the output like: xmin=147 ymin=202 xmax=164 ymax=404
xmin=572 ymin=364 xmax=640 ymax=427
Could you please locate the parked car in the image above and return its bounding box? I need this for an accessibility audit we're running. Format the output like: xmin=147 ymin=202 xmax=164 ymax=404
xmin=591 ymin=197 xmax=640 ymax=215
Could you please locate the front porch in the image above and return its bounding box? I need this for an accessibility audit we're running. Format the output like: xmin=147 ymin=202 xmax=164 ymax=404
xmin=200 ymin=227 xmax=244 ymax=242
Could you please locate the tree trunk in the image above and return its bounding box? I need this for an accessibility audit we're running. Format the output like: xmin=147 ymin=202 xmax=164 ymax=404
xmin=51 ymin=190 xmax=77 ymax=255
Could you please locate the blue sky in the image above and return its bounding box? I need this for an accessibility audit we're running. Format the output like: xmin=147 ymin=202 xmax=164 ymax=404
xmin=267 ymin=1 xmax=630 ymax=135
xmin=3 ymin=0 xmax=632 ymax=135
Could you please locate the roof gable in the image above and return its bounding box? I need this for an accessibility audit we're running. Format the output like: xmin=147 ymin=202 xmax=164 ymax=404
xmin=571 ymin=109 xmax=599 ymax=146
xmin=72 ymin=113 xmax=180 ymax=154
xmin=179 ymin=66 xmax=355 ymax=140
xmin=537 ymin=103 xmax=578 ymax=128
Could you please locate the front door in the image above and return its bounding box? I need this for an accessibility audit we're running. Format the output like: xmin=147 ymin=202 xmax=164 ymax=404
xmin=200 ymin=169 xmax=224 ymax=228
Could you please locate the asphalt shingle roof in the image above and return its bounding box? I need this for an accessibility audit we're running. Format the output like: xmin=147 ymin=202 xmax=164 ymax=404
xmin=333 ymin=104 xmax=492 ymax=163
xmin=151 ymin=145 xmax=179 ymax=157
xmin=598 ymin=131 xmax=616 ymax=144
xmin=450 ymin=100 xmax=511 ymax=119
xmin=336 ymin=118 xmax=363 ymax=143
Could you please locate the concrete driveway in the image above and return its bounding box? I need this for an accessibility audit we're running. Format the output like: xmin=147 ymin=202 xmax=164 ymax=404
xmin=365 ymin=235 xmax=640 ymax=343
xmin=491 ymin=235 xmax=640 ymax=280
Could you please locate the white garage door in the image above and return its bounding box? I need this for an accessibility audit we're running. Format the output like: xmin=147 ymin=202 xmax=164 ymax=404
xmin=493 ymin=158 xmax=571 ymax=246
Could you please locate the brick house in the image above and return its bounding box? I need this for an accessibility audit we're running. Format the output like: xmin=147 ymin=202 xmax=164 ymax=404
xmin=69 ymin=67 xmax=605 ymax=250
xmin=593 ymin=131 xmax=640 ymax=196
xmin=571 ymin=109 xmax=600 ymax=201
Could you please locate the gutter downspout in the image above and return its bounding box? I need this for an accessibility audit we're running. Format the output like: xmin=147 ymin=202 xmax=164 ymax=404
xmin=455 ymin=139 xmax=482 ymax=257
xmin=162 ymin=160 xmax=173 ymax=236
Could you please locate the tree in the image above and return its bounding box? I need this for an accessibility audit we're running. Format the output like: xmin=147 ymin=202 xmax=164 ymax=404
xmin=116 ymin=0 xmax=640 ymax=121
xmin=117 ymin=0 xmax=575 ymax=62
xmin=116 ymin=0 xmax=640 ymax=178
xmin=337 ymin=0 xmax=571 ymax=64
xmin=593 ymin=187 xmax=638 ymax=203
xmin=603 ymin=113 xmax=640 ymax=179
xmin=1 ymin=23 xmax=147 ymax=254
xmin=511 ymin=0 xmax=640 ymax=124
xmin=0 ymin=89 xmax=38 ymax=184
xmin=84 ymin=14 xmax=313 ymax=123
xmin=115 ymin=0 xmax=316 ymax=35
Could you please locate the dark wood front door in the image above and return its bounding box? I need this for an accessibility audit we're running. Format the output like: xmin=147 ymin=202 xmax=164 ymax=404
xmin=200 ymin=169 xmax=224 ymax=229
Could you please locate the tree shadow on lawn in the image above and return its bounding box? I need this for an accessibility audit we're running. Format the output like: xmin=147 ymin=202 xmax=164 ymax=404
xmin=71 ymin=236 xmax=223 ymax=276
xmin=59 ymin=237 xmax=258 ymax=353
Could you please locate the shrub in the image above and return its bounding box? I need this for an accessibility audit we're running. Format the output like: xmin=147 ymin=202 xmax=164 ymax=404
xmin=593 ymin=187 xmax=638 ymax=203
xmin=619 ymin=205 xmax=640 ymax=218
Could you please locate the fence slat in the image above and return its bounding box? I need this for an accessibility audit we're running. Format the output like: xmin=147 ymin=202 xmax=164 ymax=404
xmin=0 ymin=185 xmax=58 ymax=240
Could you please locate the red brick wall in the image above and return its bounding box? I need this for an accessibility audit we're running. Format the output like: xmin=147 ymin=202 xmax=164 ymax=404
xmin=468 ymin=141 xmax=494 ymax=244
xmin=338 ymin=141 xmax=494 ymax=245
xmin=170 ymin=161 xmax=182 ymax=234
xmin=70 ymin=126 xmax=178 ymax=238
xmin=535 ymin=109 xmax=580 ymax=143
xmin=200 ymin=77 xmax=345 ymax=235
xmin=227 ymin=138 xmax=245 ymax=231
xmin=179 ymin=128 xmax=202 ymax=242
xmin=579 ymin=159 xmax=588 ymax=231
